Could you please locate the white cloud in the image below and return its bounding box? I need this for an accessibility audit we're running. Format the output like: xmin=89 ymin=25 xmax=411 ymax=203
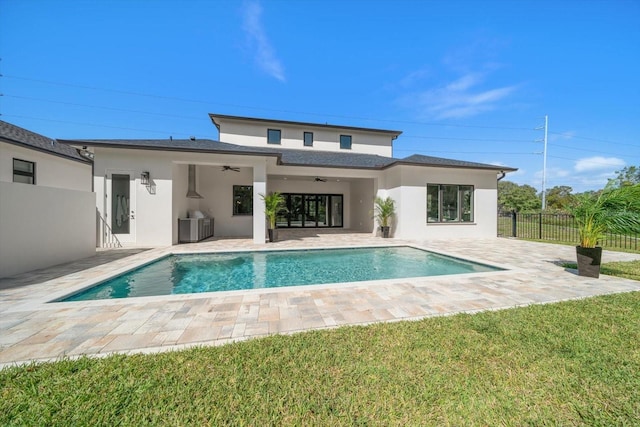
xmin=549 ymin=130 xmax=576 ymax=142
xmin=241 ymin=1 xmax=285 ymax=82
xmin=398 ymin=68 xmax=431 ymax=88
xmin=535 ymin=167 xmax=570 ymax=181
xmin=400 ymin=71 xmax=518 ymax=120
xmin=574 ymin=156 xmax=625 ymax=172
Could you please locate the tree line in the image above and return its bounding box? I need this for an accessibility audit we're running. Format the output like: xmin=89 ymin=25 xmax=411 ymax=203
xmin=499 ymin=166 xmax=640 ymax=213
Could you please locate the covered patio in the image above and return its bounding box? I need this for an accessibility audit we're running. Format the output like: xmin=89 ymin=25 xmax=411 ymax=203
xmin=171 ymin=161 xmax=379 ymax=245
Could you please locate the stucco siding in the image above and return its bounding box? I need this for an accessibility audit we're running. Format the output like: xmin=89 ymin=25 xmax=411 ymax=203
xmin=0 ymin=141 xmax=91 ymax=191
xmin=219 ymin=120 xmax=393 ymax=156
xmin=0 ymin=182 xmax=95 ymax=278
xmin=380 ymin=166 xmax=499 ymax=240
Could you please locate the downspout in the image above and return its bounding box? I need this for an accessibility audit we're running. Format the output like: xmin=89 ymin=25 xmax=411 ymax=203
xmin=497 ymin=171 xmax=506 ymax=181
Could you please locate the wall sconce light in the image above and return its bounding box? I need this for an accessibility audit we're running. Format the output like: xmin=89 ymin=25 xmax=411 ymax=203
xmin=141 ymin=171 xmax=150 ymax=185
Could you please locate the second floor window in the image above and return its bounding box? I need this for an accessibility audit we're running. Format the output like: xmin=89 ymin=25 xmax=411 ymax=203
xmin=267 ymin=129 xmax=281 ymax=144
xmin=340 ymin=135 xmax=352 ymax=150
xmin=13 ymin=158 xmax=36 ymax=184
xmin=304 ymin=131 xmax=313 ymax=147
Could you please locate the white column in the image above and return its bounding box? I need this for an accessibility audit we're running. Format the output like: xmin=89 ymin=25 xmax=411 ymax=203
xmin=252 ymin=160 xmax=267 ymax=244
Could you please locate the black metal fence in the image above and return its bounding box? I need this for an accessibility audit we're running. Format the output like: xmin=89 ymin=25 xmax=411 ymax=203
xmin=498 ymin=211 xmax=640 ymax=251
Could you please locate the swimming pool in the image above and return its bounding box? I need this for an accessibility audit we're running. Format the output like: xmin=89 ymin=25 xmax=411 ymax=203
xmin=58 ymin=246 xmax=502 ymax=302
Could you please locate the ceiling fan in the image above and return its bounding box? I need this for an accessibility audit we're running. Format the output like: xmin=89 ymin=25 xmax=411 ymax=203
xmin=221 ymin=166 xmax=240 ymax=172
xmin=314 ymin=177 xmax=327 ymax=182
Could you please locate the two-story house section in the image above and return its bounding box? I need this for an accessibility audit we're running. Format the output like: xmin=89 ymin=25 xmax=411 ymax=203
xmin=61 ymin=113 xmax=516 ymax=247
xmin=209 ymin=113 xmax=400 ymax=156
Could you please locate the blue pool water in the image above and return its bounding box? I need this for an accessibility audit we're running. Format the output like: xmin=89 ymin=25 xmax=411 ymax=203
xmin=59 ymin=246 xmax=502 ymax=302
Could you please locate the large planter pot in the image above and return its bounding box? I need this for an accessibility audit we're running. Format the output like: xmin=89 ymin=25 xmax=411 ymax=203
xmin=267 ymin=228 xmax=278 ymax=243
xmin=576 ymin=246 xmax=602 ymax=278
xmin=380 ymin=226 xmax=390 ymax=238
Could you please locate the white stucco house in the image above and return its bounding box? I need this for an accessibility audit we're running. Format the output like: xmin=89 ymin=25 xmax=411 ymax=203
xmin=59 ymin=114 xmax=516 ymax=248
xmin=0 ymin=121 xmax=95 ymax=278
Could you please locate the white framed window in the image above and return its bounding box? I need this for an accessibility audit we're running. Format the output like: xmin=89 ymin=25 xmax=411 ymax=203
xmin=427 ymin=184 xmax=474 ymax=223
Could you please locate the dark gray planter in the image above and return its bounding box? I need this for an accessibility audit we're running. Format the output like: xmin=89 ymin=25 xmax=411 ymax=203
xmin=576 ymin=246 xmax=602 ymax=278
xmin=381 ymin=226 xmax=390 ymax=238
xmin=267 ymin=228 xmax=278 ymax=242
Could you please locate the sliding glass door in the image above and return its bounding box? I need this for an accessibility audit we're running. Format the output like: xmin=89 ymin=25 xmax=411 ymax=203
xmin=277 ymin=193 xmax=343 ymax=228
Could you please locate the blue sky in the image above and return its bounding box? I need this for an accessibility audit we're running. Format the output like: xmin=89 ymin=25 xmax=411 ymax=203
xmin=1 ymin=0 xmax=638 ymax=192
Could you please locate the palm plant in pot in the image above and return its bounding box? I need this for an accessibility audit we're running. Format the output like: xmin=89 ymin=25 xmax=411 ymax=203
xmin=374 ymin=196 xmax=396 ymax=238
xmin=260 ymin=192 xmax=287 ymax=242
xmin=568 ymin=184 xmax=640 ymax=278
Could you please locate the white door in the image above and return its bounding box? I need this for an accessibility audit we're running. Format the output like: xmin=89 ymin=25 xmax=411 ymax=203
xmin=105 ymin=171 xmax=136 ymax=244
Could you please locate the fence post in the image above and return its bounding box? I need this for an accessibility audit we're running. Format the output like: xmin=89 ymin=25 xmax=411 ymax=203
xmin=511 ymin=210 xmax=517 ymax=237
xmin=539 ymin=212 xmax=543 ymax=240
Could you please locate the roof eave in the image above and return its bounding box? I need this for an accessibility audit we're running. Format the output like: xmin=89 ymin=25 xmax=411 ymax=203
xmin=208 ymin=113 xmax=403 ymax=137
xmin=1 ymin=138 xmax=91 ymax=165
xmin=384 ymin=160 xmax=518 ymax=172
xmin=59 ymin=139 xmax=283 ymax=160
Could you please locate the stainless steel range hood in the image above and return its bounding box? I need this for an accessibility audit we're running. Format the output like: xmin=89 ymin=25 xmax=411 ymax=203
xmin=186 ymin=164 xmax=203 ymax=199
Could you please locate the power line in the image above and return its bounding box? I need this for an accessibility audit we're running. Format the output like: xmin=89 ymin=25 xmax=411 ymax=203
xmin=3 ymin=74 xmax=537 ymax=131
xmin=549 ymin=142 xmax=640 ymax=158
xmin=548 ymin=131 xmax=640 ymax=148
xmin=1 ymin=114 xmax=217 ymax=138
xmin=4 ymin=94 xmax=205 ymax=121
xmin=394 ymin=148 xmax=538 ymax=155
xmin=401 ymin=135 xmax=536 ymax=143
xmin=6 ymin=93 xmax=541 ymax=144
xmin=547 ymin=154 xmax=629 ymax=167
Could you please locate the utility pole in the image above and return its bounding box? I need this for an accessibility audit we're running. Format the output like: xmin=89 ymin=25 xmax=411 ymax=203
xmin=541 ymin=115 xmax=548 ymax=210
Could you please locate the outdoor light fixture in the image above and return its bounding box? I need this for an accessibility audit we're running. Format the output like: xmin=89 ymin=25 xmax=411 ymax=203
xmin=141 ymin=171 xmax=150 ymax=185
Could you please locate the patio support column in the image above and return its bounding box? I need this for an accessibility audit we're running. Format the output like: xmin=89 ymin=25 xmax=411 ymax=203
xmin=252 ymin=160 xmax=267 ymax=244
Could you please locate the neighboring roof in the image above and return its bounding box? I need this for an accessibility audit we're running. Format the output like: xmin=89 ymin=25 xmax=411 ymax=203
xmin=61 ymin=138 xmax=517 ymax=172
xmin=0 ymin=120 xmax=89 ymax=163
xmin=209 ymin=113 xmax=403 ymax=138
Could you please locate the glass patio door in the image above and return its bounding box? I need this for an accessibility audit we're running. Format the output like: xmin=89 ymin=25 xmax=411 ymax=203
xmin=278 ymin=193 xmax=343 ymax=228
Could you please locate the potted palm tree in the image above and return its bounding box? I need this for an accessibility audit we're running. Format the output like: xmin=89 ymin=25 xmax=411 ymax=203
xmin=569 ymin=184 xmax=640 ymax=277
xmin=260 ymin=192 xmax=287 ymax=242
xmin=374 ymin=196 xmax=396 ymax=238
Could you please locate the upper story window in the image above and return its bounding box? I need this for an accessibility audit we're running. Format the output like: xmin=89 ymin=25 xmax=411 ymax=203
xmin=13 ymin=158 xmax=36 ymax=184
xmin=427 ymin=184 xmax=474 ymax=223
xmin=303 ymin=131 xmax=313 ymax=147
xmin=267 ymin=129 xmax=281 ymax=145
xmin=340 ymin=135 xmax=352 ymax=150
xmin=233 ymin=185 xmax=253 ymax=215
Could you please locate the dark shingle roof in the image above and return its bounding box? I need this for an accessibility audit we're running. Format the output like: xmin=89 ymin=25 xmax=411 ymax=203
xmin=59 ymin=138 xmax=516 ymax=172
xmin=57 ymin=138 xmax=277 ymax=156
xmin=397 ymin=154 xmax=517 ymax=171
xmin=0 ymin=120 xmax=88 ymax=163
xmin=209 ymin=113 xmax=403 ymax=137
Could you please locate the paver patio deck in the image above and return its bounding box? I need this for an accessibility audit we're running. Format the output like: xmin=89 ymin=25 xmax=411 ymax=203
xmin=1 ymin=232 xmax=639 ymax=368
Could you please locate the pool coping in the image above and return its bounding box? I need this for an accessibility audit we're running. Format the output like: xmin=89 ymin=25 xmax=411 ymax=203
xmin=16 ymin=243 xmax=520 ymax=312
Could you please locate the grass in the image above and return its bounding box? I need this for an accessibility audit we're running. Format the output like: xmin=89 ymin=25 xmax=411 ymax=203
xmin=563 ymin=259 xmax=640 ymax=281
xmin=2 ymin=292 xmax=640 ymax=425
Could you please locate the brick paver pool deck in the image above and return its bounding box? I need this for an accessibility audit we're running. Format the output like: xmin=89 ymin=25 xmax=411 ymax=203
xmin=2 ymin=232 xmax=639 ymax=368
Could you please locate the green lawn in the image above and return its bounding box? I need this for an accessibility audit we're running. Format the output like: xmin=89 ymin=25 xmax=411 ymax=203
xmin=563 ymin=260 xmax=640 ymax=281
xmin=2 ymin=289 xmax=640 ymax=425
